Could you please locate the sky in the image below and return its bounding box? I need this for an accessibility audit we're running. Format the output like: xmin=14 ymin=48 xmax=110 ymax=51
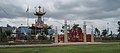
xmin=0 ymin=0 xmax=120 ymax=34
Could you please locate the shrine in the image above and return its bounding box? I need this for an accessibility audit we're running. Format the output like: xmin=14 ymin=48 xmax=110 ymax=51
xmin=29 ymin=6 xmax=50 ymax=35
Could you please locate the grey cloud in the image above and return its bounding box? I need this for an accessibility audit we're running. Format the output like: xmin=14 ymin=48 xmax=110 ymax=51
xmin=0 ymin=0 xmax=120 ymax=20
xmin=49 ymin=0 xmax=120 ymax=20
xmin=82 ymin=0 xmax=120 ymax=11
xmin=0 ymin=0 xmax=34 ymax=19
xmin=54 ymin=1 xmax=80 ymax=10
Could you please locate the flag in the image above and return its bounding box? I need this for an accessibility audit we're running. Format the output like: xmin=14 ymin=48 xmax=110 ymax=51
xmin=26 ymin=7 xmax=29 ymax=12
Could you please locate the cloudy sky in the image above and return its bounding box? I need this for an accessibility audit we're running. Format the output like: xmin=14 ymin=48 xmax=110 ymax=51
xmin=0 ymin=0 xmax=120 ymax=34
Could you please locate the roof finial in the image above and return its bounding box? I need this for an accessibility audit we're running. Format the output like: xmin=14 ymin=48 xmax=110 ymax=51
xmin=38 ymin=6 xmax=41 ymax=12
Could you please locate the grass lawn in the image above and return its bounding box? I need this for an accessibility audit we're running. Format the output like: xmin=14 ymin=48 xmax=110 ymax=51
xmin=0 ymin=44 xmax=120 ymax=53
xmin=95 ymin=40 xmax=120 ymax=42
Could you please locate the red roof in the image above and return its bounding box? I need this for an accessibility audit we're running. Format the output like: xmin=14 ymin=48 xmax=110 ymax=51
xmin=34 ymin=12 xmax=46 ymax=15
xmin=31 ymin=24 xmax=48 ymax=28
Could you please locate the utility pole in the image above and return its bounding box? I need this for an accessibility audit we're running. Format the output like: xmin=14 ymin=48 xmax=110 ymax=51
xmin=117 ymin=21 xmax=120 ymax=38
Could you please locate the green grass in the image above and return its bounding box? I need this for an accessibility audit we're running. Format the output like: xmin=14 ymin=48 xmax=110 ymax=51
xmin=95 ymin=40 xmax=120 ymax=42
xmin=0 ymin=44 xmax=120 ymax=53
xmin=0 ymin=41 xmax=52 ymax=45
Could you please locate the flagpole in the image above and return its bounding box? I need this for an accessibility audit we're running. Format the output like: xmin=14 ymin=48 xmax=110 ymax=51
xmin=27 ymin=10 xmax=29 ymax=27
xmin=26 ymin=0 xmax=31 ymax=27
xmin=26 ymin=7 xmax=29 ymax=27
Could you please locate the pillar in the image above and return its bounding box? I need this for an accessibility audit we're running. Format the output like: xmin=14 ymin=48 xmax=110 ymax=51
xmin=55 ymin=26 xmax=58 ymax=43
xmin=83 ymin=21 xmax=87 ymax=42
xmin=91 ymin=25 xmax=94 ymax=42
xmin=64 ymin=20 xmax=68 ymax=43
xmin=91 ymin=34 xmax=94 ymax=42
xmin=83 ymin=33 xmax=86 ymax=42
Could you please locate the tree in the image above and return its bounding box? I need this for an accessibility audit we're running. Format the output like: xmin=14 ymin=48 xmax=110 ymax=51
xmin=102 ymin=29 xmax=108 ymax=40
xmin=48 ymin=27 xmax=54 ymax=41
xmin=5 ymin=30 xmax=12 ymax=36
xmin=109 ymin=31 xmax=113 ymax=40
xmin=71 ymin=24 xmax=82 ymax=32
xmin=43 ymin=28 xmax=48 ymax=35
xmin=7 ymin=24 xmax=11 ymax=27
xmin=94 ymin=28 xmax=100 ymax=37
xmin=0 ymin=32 xmax=7 ymax=42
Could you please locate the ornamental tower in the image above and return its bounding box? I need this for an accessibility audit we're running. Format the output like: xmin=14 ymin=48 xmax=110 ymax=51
xmin=34 ymin=6 xmax=45 ymax=24
xmin=30 ymin=6 xmax=49 ymax=35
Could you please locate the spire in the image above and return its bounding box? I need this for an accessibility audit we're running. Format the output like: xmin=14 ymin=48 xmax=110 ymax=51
xmin=34 ymin=6 xmax=46 ymax=24
xmin=38 ymin=6 xmax=41 ymax=12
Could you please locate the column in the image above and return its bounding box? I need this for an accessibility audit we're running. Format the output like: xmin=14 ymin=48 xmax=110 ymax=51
xmin=55 ymin=26 xmax=58 ymax=43
xmin=91 ymin=25 xmax=94 ymax=42
xmin=83 ymin=21 xmax=86 ymax=42
xmin=64 ymin=20 xmax=68 ymax=43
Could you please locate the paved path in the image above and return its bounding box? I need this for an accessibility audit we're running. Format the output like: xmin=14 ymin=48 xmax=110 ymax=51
xmin=0 ymin=42 xmax=120 ymax=48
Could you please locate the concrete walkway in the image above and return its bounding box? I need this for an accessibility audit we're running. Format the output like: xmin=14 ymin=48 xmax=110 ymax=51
xmin=0 ymin=42 xmax=120 ymax=48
